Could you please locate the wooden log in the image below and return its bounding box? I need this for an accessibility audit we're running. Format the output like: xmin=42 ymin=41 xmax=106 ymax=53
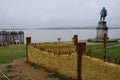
xmin=73 ymin=35 xmax=78 ymax=46
xmin=118 ymin=60 xmax=120 ymax=65
xmin=107 ymin=57 xmax=110 ymax=62
xmin=26 ymin=37 xmax=31 ymax=62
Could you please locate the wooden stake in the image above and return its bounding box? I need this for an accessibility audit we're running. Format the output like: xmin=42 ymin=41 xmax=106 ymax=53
xmin=26 ymin=37 xmax=31 ymax=62
xmin=73 ymin=35 xmax=78 ymax=46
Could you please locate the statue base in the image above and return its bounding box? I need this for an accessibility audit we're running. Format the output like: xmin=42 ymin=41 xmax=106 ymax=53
xmin=87 ymin=20 xmax=117 ymax=42
xmin=88 ymin=38 xmax=118 ymax=42
xmin=95 ymin=21 xmax=109 ymax=40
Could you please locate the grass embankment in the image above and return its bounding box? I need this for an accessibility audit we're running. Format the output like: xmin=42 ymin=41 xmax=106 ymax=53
xmin=0 ymin=45 xmax=26 ymax=64
xmin=88 ymin=42 xmax=120 ymax=62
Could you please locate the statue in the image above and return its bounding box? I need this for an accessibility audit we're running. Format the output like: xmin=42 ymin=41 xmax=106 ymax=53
xmin=100 ymin=7 xmax=107 ymax=21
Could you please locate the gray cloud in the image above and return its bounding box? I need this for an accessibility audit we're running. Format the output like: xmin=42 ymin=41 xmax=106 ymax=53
xmin=0 ymin=0 xmax=120 ymax=28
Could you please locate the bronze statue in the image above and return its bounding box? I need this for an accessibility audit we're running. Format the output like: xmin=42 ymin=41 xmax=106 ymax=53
xmin=100 ymin=7 xmax=107 ymax=21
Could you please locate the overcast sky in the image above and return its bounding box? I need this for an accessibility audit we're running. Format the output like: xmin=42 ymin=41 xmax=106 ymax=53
xmin=0 ymin=0 xmax=120 ymax=28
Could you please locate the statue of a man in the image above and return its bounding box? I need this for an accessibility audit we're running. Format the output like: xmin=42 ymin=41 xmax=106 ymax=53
xmin=100 ymin=7 xmax=107 ymax=21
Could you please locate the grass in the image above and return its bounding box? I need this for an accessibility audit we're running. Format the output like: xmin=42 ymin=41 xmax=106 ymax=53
xmin=8 ymin=75 xmax=18 ymax=79
xmin=6 ymin=65 xmax=13 ymax=69
xmin=48 ymin=73 xmax=69 ymax=80
xmin=5 ymin=65 xmax=13 ymax=73
xmin=30 ymin=62 xmax=70 ymax=80
xmin=30 ymin=63 xmax=40 ymax=69
xmin=87 ymin=42 xmax=120 ymax=63
xmin=0 ymin=74 xmax=17 ymax=80
xmin=1 ymin=42 xmax=118 ymax=64
xmin=0 ymin=45 xmax=26 ymax=64
xmin=0 ymin=77 xmax=8 ymax=80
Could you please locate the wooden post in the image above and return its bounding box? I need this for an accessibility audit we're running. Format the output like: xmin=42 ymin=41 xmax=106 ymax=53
xmin=115 ymin=58 xmax=117 ymax=64
xmin=99 ymin=55 xmax=103 ymax=60
xmin=73 ymin=35 xmax=78 ymax=46
xmin=88 ymin=46 xmax=91 ymax=56
xmin=77 ymin=42 xmax=86 ymax=80
xmin=103 ymin=33 xmax=107 ymax=61
xmin=90 ymin=54 xmax=93 ymax=58
xmin=118 ymin=60 xmax=120 ymax=65
xmin=93 ymin=53 xmax=96 ymax=58
xmin=26 ymin=37 xmax=31 ymax=62
xmin=107 ymin=57 xmax=110 ymax=62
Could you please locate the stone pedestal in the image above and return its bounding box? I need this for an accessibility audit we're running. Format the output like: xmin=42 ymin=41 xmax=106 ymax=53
xmin=95 ymin=21 xmax=109 ymax=40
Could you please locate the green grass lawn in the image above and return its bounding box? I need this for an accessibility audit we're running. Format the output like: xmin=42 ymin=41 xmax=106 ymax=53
xmin=0 ymin=45 xmax=26 ymax=64
xmin=87 ymin=42 xmax=120 ymax=63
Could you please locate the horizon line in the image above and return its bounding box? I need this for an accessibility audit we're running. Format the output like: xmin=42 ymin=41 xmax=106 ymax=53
xmin=0 ymin=27 xmax=120 ymax=30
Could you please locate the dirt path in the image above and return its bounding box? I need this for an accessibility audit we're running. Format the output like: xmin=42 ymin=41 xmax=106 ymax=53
xmin=0 ymin=58 xmax=59 ymax=80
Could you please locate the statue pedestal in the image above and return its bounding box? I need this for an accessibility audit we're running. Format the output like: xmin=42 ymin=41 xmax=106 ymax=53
xmin=95 ymin=21 xmax=108 ymax=40
xmin=88 ymin=21 xmax=117 ymax=42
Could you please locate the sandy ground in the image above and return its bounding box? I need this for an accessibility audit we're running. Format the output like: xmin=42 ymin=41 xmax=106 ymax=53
xmin=0 ymin=58 xmax=59 ymax=80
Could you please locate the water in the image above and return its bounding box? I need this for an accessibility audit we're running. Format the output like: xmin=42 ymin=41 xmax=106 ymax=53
xmin=24 ymin=29 xmax=120 ymax=43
